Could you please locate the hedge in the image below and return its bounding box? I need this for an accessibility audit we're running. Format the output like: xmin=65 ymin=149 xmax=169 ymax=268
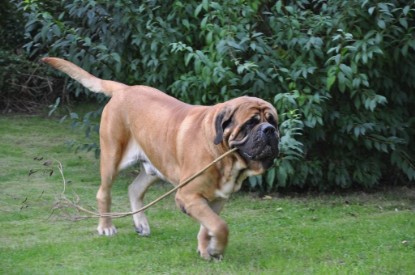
xmin=17 ymin=0 xmax=415 ymax=190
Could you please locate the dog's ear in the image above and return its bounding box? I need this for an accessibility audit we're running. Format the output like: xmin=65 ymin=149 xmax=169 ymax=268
xmin=214 ymin=107 xmax=234 ymax=145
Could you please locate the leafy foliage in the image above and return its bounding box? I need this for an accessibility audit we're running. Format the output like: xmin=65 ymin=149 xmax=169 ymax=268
xmin=17 ymin=0 xmax=415 ymax=190
xmin=0 ymin=0 xmax=26 ymax=50
xmin=0 ymin=0 xmax=69 ymax=113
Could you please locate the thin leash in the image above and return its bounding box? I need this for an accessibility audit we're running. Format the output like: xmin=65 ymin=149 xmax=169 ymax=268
xmin=56 ymin=148 xmax=238 ymax=220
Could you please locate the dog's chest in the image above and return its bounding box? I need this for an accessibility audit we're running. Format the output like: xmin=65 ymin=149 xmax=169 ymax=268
xmin=215 ymin=161 xmax=249 ymax=200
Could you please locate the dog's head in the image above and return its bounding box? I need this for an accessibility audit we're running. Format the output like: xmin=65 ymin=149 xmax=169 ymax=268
xmin=214 ymin=96 xmax=280 ymax=173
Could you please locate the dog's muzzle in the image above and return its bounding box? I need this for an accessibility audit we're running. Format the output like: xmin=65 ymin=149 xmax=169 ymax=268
xmin=233 ymin=122 xmax=279 ymax=168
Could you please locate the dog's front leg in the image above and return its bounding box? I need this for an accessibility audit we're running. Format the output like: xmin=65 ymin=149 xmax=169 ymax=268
xmin=196 ymin=199 xmax=227 ymax=260
xmin=177 ymin=194 xmax=228 ymax=261
xmin=197 ymin=225 xmax=210 ymax=258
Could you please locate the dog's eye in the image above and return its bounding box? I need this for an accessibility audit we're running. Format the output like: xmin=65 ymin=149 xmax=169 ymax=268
xmin=236 ymin=116 xmax=260 ymax=140
xmin=266 ymin=115 xmax=278 ymax=127
xmin=248 ymin=116 xmax=260 ymax=125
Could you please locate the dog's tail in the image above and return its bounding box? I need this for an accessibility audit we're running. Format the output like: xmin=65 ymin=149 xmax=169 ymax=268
xmin=41 ymin=57 xmax=127 ymax=97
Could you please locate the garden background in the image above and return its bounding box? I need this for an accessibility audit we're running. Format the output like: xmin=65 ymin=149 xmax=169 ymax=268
xmin=1 ymin=0 xmax=414 ymax=191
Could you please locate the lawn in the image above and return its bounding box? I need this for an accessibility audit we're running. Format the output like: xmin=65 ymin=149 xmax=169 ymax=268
xmin=0 ymin=112 xmax=414 ymax=274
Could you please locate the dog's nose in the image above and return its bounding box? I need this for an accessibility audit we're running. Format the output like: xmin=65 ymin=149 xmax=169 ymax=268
xmin=260 ymin=123 xmax=276 ymax=135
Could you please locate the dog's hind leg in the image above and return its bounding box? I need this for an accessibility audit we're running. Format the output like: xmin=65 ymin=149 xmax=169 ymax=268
xmin=128 ymin=168 xmax=158 ymax=236
xmin=96 ymin=148 xmax=122 ymax=236
xmin=96 ymin=114 xmax=125 ymax=236
xmin=96 ymin=169 xmax=119 ymax=236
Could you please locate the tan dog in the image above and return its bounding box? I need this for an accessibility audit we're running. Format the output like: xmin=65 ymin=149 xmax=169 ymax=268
xmin=42 ymin=57 xmax=280 ymax=260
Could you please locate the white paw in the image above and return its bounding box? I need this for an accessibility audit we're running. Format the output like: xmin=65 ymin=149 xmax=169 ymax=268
xmin=97 ymin=225 xmax=117 ymax=236
xmin=134 ymin=222 xmax=150 ymax=236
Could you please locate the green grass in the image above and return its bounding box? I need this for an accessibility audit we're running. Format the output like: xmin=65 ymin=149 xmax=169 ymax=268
xmin=0 ymin=112 xmax=414 ymax=274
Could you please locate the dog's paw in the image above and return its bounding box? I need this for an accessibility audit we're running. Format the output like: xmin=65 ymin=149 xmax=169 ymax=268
xmin=198 ymin=249 xmax=211 ymax=261
xmin=208 ymin=248 xmax=224 ymax=262
xmin=211 ymin=254 xmax=224 ymax=262
xmin=198 ymin=249 xmax=224 ymax=261
xmin=97 ymin=225 xmax=117 ymax=236
xmin=134 ymin=223 xmax=150 ymax=236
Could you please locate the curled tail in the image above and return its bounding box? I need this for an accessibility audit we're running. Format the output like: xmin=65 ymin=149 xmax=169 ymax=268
xmin=41 ymin=57 xmax=127 ymax=97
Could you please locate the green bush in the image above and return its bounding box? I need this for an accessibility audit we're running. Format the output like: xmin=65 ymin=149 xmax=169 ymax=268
xmin=19 ymin=0 xmax=415 ymax=190
xmin=0 ymin=0 xmax=25 ymax=50
xmin=0 ymin=0 xmax=61 ymax=113
xmin=0 ymin=49 xmax=61 ymax=113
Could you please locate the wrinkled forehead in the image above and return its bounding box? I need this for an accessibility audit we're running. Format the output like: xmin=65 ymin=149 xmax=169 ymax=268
xmin=233 ymin=99 xmax=278 ymax=119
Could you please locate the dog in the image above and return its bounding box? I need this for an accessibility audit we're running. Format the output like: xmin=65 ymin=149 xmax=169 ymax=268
xmin=42 ymin=57 xmax=280 ymax=260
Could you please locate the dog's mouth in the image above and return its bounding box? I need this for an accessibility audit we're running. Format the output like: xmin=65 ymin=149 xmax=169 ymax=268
xmin=230 ymin=123 xmax=279 ymax=168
